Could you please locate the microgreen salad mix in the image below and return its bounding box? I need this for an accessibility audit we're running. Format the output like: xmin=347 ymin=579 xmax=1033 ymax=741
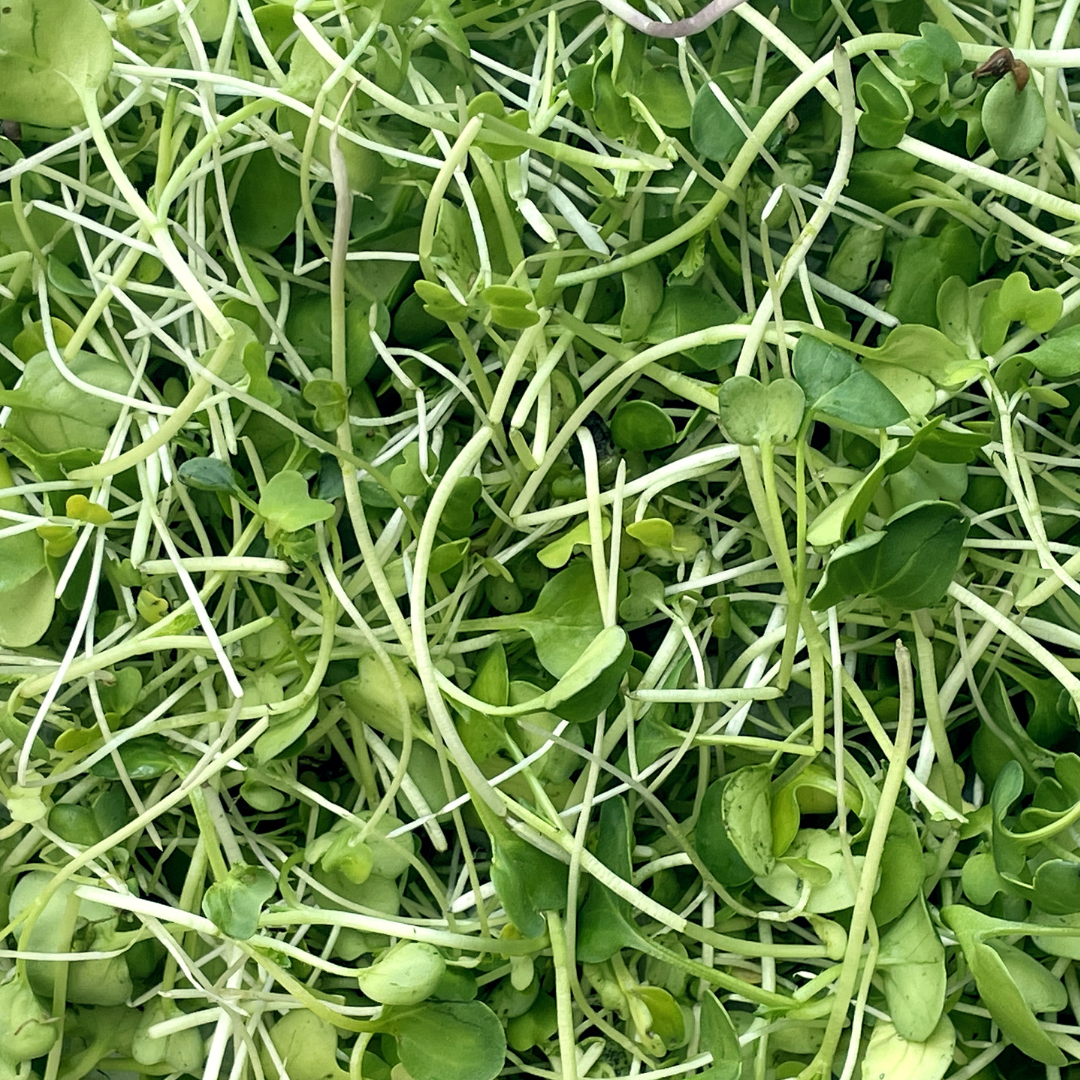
xmin=1 ymin=0 xmax=1080 ymax=1078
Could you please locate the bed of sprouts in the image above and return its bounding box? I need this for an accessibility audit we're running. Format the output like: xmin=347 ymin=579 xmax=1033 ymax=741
xmin=2 ymin=0 xmax=1080 ymax=1079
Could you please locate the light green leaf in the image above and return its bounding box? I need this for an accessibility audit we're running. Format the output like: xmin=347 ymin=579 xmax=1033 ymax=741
xmin=258 ymin=470 xmax=335 ymax=536
xmin=0 ymin=0 xmax=113 ymax=128
xmin=1025 ymin=324 xmax=1080 ymax=380
xmin=538 ymin=518 xmax=611 ymax=569
xmin=859 ymin=1016 xmax=955 ymax=1080
xmin=878 ymin=893 xmax=946 ymax=1041
xmin=982 ymin=75 xmax=1046 ymax=160
xmin=717 ymin=376 xmax=805 ymax=446
xmin=202 ymin=864 xmax=276 ymax=940
xmin=2 ymin=351 xmax=131 ymax=456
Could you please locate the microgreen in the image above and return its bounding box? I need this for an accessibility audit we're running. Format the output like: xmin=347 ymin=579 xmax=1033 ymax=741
xmin=1 ymin=0 xmax=1080 ymax=1077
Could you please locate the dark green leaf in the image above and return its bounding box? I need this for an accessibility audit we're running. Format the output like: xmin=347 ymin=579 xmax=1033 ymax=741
xmin=793 ymin=336 xmax=908 ymax=428
xmin=610 ymin=400 xmax=676 ymax=451
xmin=576 ymin=796 xmax=643 ymax=962
xmin=885 ymin=221 xmax=980 ymax=328
xmin=179 ymin=457 xmax=241 ymax=494
xmin=810 ymin=500 xmax=969 ymax=610
xmin=381 ymin=1001 xmax=506 ymax=1080
xmin=698 ymin=992 xmax=742 ymax=1080
xmin=645 ymin=286 xmax=741 ymax=371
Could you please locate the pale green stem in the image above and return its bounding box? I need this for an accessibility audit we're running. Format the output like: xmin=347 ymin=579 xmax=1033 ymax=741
xmin=801 ymin=642 xmax=914 ymax=1079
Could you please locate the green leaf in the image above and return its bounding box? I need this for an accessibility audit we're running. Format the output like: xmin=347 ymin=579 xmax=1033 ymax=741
xmin=591 ymin=56 xmax=635 ymax=140
xmin=810 ymin=500 xmax=969 ymax=610
xmin=89 ymin=734 xmax=195 ymax=780
xmin=618 ymin=570 xmax=666 ymax=622
xmin=258 ymin=470 xmax=335 ymax=536
xmin=942 ymin=906 xmax=1068 ymax=1066
xmin=358 ymin=942 xmax=445 ymax=1005
xmin=302 ymin=378 xmax=349 ymax=431
xmin=2 ymin=350 xmax=131 ymax=456
xmin=878 ymin=893 xmax=946 ymax=1041
xmin=476 ymin=789 xmax=568 ymax=938
xmin=260 ymin=1010 xmax=346 ymax=1080
xmin=0 ymin=0 xmax=113 ymax=128
xmin=982 ymin=75 xmax=1047 ymax=160
xmin=178 ymin=457 xmax=241 ymax=495
xmin=771 ymin=765 xmax=861 ymax=857
xmin=0 ymin=565 xmax=54 ymax=649
xmin=481 ymin=285 xmax=539 ymax=330
xmin=825 ymin=224 xmax=885 ymax=293
xmin=538 ymin=518 xmax=611 ymax=569
xmin=871 ymin=809 xmax=925 ymax=924
xmin=645 ymin=285 xmax=741 ymax=371
xmin=626 ymin=517 xmax=674 ymax=549
xmin=861 ymin=324 xmax=987 ymax=389
xmin=620 ymin=259 xmax=664 ymax=341
xmin=201 ymin=864 xmax=277 ymax=940
xmin=430 ymin=538 xmax=470 ymax=576
xmin=46 ymin=256 xmax=95 ymax=298
xmin=697 ymin=764 xmax=775 ymax=887
xmin=997 ymin=271 xmax=1063 ymax=334
xmin=456 ymin=642 xmax=507 ymax=760
xmin=755 ymin=829 xmax=863 ymax=913
xmin=506 ymin=994 xmax=558 ymax=1051
xmin=415 ymin=280 xmax=468 ymax=323
xmin=1025 ymin=324 xmax=1080 ymax=380
xmin=548 ymin=625 xmax=633 ymax=723
xmin=856 ymin=63 xmax=912 ymax=148
xmin=858 ymin=1017 xmax=955 ymax=1080
xmin=380 ymin=1001 xmax=506 ymax=1080
xmin=576 ymin=796 xmax=643 ymax=962
xmin=885 ymin=221 xmax=979 ymax=328
xmin=633 ymin=67 xmax=692 ymax=129
xmin=254 ymin=700 xmax=318 ymax=763
xmin=898 ymin=23 xmax=962 ymax=84
xmin=610 ymin=399 xmax=676 ymax=451
xmin=988 ymin=939 xmax=1068 ymax=1013
xmin=717 ymin=376 xmax=805 ymax=446
xmin=691 ymin=79 xmax=774 ymax=164
xmin=697 ymin=992 xmax=742 ymax=1080
xmin=793 ymin=336 xmax=908 ymax=428
xmin=517 ymin=560 xmax=603 ymax=678
xmin=389 ymin=444 xmax=430 ymax=498
xmin=99 ymin=667 xmax=143 ymax=722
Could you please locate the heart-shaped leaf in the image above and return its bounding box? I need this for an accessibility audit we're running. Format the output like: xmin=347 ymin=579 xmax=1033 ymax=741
xmin=717 ymin=376 xmax=805 ymax=446
xmin=258 ymin=471 xmax=335 ymax=536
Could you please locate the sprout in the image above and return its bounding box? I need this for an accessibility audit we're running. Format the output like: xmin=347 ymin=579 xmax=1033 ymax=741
xmin=357 ymin=942 xmax=446 ymax=1005
xmin=0 ymin=969 xmax=59 ymax=1064
xmin=8 ymin=871 xmax=134 ymax=1006
xmin=260 ymin=1010 xmax=349 ymax=1080
xmin=341 ymin=654 xmax=427 ymax=741
xmin=306 ymin=822 xmax=375 ymax=886
xmin=131 ymin=1000 xmax=206 ymax=1074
